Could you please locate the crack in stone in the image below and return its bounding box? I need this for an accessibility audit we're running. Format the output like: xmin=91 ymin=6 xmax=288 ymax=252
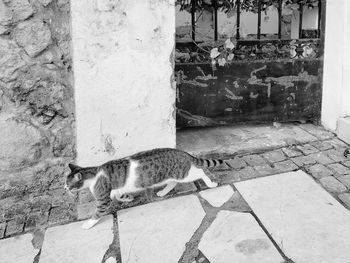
xmin=102 ymin=216 xmax=121 ymax=263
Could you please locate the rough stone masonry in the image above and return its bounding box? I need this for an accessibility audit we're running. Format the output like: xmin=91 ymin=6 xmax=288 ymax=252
xmin=0 ymin=0 xmax=76 ymax=236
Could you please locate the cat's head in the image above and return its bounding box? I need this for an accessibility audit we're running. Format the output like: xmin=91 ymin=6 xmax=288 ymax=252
xmin=65 ymin=163 xmax=85 ymax=191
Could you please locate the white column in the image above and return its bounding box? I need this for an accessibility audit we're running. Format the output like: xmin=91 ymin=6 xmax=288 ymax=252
xmin=71 ymin=0 xmax=176 ymax=166
xmin=321 ymin=0 xmax=346 ymax=131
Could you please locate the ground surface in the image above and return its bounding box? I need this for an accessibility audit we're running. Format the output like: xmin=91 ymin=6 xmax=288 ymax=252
xmin=1 ymin=123 xmax=350 ymax=263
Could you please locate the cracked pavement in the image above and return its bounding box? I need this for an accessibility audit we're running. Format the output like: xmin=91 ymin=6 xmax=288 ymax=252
xmin=1 ymin=124 xmax=350 ymax=263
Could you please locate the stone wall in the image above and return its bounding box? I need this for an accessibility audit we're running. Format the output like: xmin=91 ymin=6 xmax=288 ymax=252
xmin=0 ymin=0 xmax=75 ymax=233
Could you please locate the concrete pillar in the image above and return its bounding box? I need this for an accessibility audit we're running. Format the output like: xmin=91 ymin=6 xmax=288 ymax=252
xmin=71 ymin=0 xmax=176 ymax=166
xmin=321 ymin=0 xmax=346 ymax=131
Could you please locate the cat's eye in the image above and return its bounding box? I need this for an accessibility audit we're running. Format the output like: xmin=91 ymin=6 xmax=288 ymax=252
xmin=74 ymin=173 xmax=82 ymax=181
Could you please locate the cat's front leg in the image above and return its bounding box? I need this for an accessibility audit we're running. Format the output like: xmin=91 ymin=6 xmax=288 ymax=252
xmin=82 ymin=197 xmax=111 ymax=230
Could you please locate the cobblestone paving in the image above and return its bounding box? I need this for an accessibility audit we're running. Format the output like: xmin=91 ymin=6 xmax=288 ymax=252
xmin=0 ymin=124 xmax=350 ymax=263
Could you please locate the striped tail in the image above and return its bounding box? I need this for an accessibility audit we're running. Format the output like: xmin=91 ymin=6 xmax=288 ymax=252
xmin=191 ymin=156 xmax=226 ymax=168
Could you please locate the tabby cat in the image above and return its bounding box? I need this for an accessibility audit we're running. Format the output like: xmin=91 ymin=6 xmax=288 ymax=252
xmin=65 ymin=148 xmax=225 ymax=229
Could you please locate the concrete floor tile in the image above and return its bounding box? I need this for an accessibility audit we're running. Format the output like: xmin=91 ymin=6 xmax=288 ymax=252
xmin=235 ymin=171 xmax=350 ymax=263
xmin=177 ymin=124 xmax=317 ymax=157
xmin=40 ymin=215 xmax=113 ymax=263
xmin=0 ymin=234 xmax=39 ymax=263
xmin=199 ymin=185 xmax=234 ymax=207
xmin=198 ymin=211 xmax=283 ymax=263
xmin=118 ymin=195 xmax=205 ymax=263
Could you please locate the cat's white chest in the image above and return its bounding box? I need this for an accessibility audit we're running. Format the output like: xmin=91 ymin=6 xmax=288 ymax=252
xmin=84 ymin=170 xmax=105 ymax=195
xmin=110 ymin=160 xmax=140 ymax=198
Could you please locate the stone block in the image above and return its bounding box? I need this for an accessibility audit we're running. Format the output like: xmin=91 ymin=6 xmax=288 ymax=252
xmin=327 ymin=163 xmax=350 ymax=175
xmin=0 ymin=222 xmax=6 ymax=239
xmin=342 ymin=160 xmax=350 ymax=168
xmin=324 ymin=149 xmax=348 ymax=162
xmin=308 ymin=152 xmax=335 ymax=165
xmin=254 ymin=165 xmax=279 ymax=176
xmin=282 ymin=147 xmax=302 ymax=157
xmin=0 ymin=233 xmax=39 ymax=263
xmin=296 ymin=144 xmax=319 ymax=155
xmin=212 ymin=170 xmax=240 ymax=184
xmin=291 ymin=155 xmax=317 ymax=166
xmin=338 ymin=175 xmax=350 ymax=189
xmin=309 ymin=141 xmax=333 ymax=151
xmin=338 ymin=193 xmax=350 ymax=209
xmin=40 ymin=216 xmax=113 ymax=263
xmin=48 ymin=206 xmax=76 ymax=226
xmin=299 ymin=124 xmax=335 ymax=140
xmin=273 ymin=160 xmax=298 ymax=172
xmin=198 ymin=211 xmax=283 ymax=263
xmin=235 ymin=166 xmax=260 ymax=180
xmin=243 ymin=155 xmax=267 ymax=166
xmin=174 ymin=182 xmax=197 ymax=195
xmin=261 ymin=149 xmax=287 ymax=163
xmin=307 ymin=164 xmax=333 ymax=179
xmin=0 ymin=117 xmax=47 ymax=171
xmin=0 ymin=39 xmax=26 ymax=82
xmin=5 ymin=216 xmax=25 ymax=236
xmin=14 ymin=18 xmax=52 ymax=57
xmin=199 ymin=185 xmax=234 ymax=207
xmin=225 ymin=157 xmax=247 ymax=169
xmin=77 ymin=202 xmax=95 ymax=220
xmin=24 ymin=211 xmax=49 ymax=231
xmin=319 ymin=176 xmax=347 ymax=194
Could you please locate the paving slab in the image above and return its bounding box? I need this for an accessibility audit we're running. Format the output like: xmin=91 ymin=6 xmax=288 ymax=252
xmin=235 ymin=170 xmax=350 ymax=263
xmin=118 ymin=195 xmax=205 ymax=263
xmin=0 ymin=233 xmax=39 ymax=263
xmin=199 ymin=185 xmax=234 ymax=207
xmin=177 ymin=124 xmax=317 ymax=157
xmin=39 ymin=215 xmax=113 ymax=263
xmin=198 ymin=211 xmax=283 ymax=263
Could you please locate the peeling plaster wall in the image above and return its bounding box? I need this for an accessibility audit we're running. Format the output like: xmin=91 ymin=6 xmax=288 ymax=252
xmin=71 ymin=0 xmax=176 ymax=166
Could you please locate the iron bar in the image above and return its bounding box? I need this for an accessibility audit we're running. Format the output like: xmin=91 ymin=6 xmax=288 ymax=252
xmin=191 ymin=0 xmax=196 ymax=41
xmin=213 ymin=0 xmax=218 ymax=41
xmin=257 ymin=0 xmax=261 ymax=39
xmin=299 ymin=3 xmax=303 ymax=38
xmin=236 ymin=0 xmax=241 ymax=40
xmin=278 ymin=0 xmax=282 ymax=39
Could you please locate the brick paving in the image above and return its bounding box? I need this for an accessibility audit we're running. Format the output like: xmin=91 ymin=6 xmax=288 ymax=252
xmin=0 ymin=125 xmax=350 ymax=263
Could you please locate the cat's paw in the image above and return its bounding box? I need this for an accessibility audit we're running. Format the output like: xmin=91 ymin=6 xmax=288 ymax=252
xmin=82 ymin=218 xmax=100 ymax=230
xmin=156 ymin=190 xmax=167 ymax=197
xmin=208 ymin=182 xmax=218 ymax=188
xmin=116 ymin=194 xmax=134 ymax=203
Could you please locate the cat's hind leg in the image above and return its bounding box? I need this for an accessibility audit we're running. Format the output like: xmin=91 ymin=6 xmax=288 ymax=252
xmin=184 ymin=166 xmax=218 ymax=188
xmin=156 ymin=181 xmax=177 ymax=197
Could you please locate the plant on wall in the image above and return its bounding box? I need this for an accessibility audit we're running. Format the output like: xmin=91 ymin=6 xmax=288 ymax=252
xmin=210 ymin=37 xmax=237 ymax=68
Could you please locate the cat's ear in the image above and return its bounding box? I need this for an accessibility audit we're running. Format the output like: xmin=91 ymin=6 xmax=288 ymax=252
xmin=68 ymin=163 xmax=80 ymax=171
xmin=74 ymin=173 xmax=82 ymax=181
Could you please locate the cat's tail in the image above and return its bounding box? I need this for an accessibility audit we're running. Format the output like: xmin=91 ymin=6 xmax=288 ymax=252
xmin=191 ymin=155 xmax=227 ymax=168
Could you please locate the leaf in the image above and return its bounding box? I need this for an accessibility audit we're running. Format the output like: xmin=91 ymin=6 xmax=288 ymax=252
xmin=210 ymin=48 xmax=220 ymax=59
xmin=218 ymin=58 xmax=226 ymax=66
xmin=225 ymin=38 xmax=235 ymax=50
xmin=227 ymin=53 xmax=234 ymax=61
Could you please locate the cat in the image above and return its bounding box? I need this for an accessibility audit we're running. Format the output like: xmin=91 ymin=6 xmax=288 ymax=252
xmin=65 ymin=148 xmax=226 ymax=229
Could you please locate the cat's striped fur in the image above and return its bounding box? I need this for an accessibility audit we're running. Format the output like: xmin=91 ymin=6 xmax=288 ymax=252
xmin=65 ymin=148 xmax=225 ymax=229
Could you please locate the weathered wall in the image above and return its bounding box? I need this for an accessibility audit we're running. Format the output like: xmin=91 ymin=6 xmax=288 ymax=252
xmin=0 ymin=0 xmax=75 ymax=228
xmin=176 ymin=60 xmax=323 ymax=128
xmin=71 ymin=0 xmax=176 ymax=166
